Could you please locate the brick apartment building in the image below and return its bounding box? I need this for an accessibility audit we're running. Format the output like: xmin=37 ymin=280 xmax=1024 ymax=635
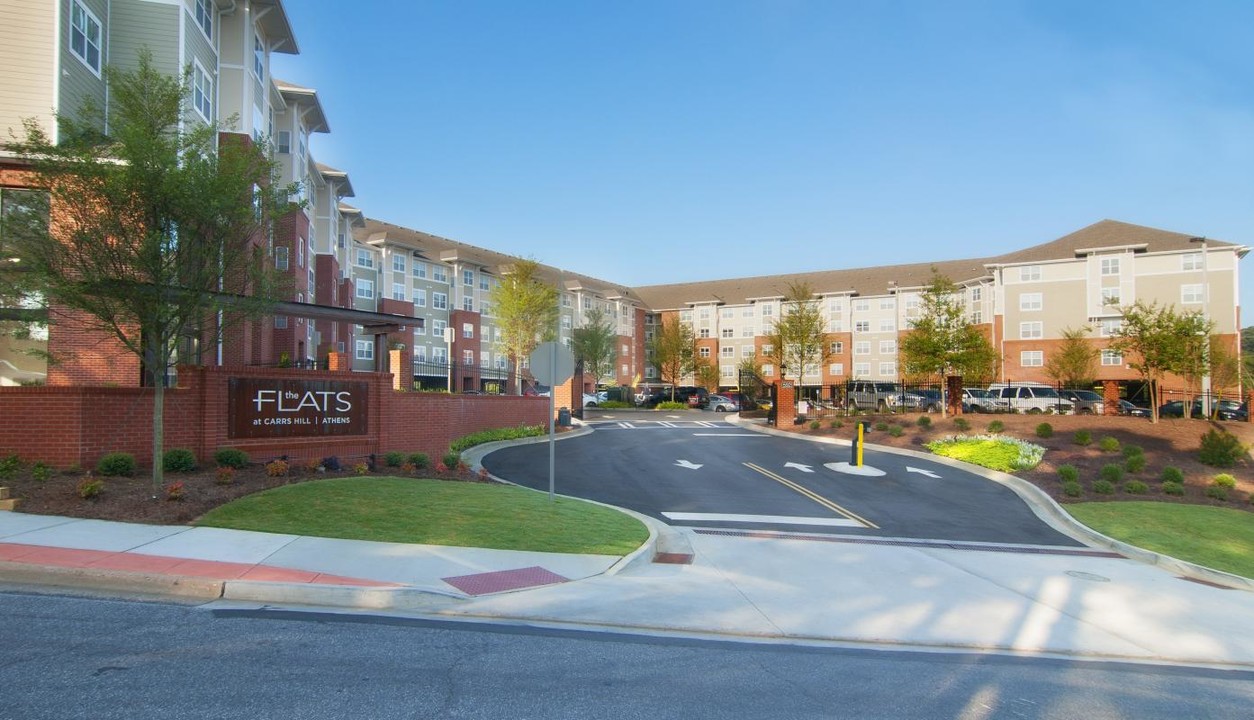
xmin=0 ymin=1 xmax=1246 ymax=400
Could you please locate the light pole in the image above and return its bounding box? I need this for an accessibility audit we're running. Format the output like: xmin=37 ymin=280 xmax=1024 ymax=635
xmin=1189 ymin=236 xmax=1211 ymax=417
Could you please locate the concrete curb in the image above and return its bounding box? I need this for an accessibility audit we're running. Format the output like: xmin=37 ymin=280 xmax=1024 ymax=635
xmin=0 ymin=560 xmax=225 ymax=599
xmin=733 ymin=415 xmax=1254 ymax=593
xmin=221 ymin=580 xmax=463 ymax=610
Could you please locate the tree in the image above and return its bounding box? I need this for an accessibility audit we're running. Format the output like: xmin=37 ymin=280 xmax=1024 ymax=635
xmin=1209 ymin=340 xmax=1242 ymax=409
xmin=693 ymin=357 xmax=720 ymax=392
xmin=489 ymin=257 xmax=557 ymax=391
xmin=763 ymin=281 xmax=829 ymax=394
xmin=571 ymin=307 xmax=617 ymax=389
xmin=1043 ymin=326 xmax=1099 ymax=388
xmin=898 ymin=270 xmax=999 ymax=414
xmin=1110 ymin=300 xmax=1212 ymax=423
xmin=648 ymin=315 xmax=694 ymax=399
xmin=4 ymin=51 xmax=293 ymax=491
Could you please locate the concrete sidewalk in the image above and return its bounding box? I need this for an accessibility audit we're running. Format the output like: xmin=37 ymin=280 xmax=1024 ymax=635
xmin=3 ymin=508 xmax=1254 ymax=669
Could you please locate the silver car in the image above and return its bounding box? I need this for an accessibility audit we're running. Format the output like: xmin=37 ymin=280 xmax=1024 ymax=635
xmin=707 ymin=394 xmax=741 ymax=412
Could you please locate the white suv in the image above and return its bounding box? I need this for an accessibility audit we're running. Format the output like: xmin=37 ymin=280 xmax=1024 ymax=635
xmin=989 ymin=383 xmax=1074 ymax=414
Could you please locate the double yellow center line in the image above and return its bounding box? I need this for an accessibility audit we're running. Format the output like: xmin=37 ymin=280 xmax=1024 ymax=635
xmin=743 ymin=462 xmax=879 ymax=529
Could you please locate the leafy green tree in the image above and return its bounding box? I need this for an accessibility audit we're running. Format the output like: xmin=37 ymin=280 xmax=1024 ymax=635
xmin=648 ymin=314 xmax=694 ymax=399
xmin=693 ymin=356 xmax=720 ymax=392
xmin=571 ymin=307 xmax=617 ymax=389
xmin=3 ymin=51 xmax=293 ymax=490
xmin=763 ymin=281 xmax=829 ymax=393
xmin=1110 ymin=300 xmax=1212 ymax=422
xmin=489 ymin=258 xmax=558 ymax=392
xmin=899 ymin=270 xmax=999 ymax=414
xmin=1043 ymin=326 xmax=1098 ymax=388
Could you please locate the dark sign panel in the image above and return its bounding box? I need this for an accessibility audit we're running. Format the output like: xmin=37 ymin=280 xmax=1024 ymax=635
xmin=228 ymin=378 xmax=369 ymax=439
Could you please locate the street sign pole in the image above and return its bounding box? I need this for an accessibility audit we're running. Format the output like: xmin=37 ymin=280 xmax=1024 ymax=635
xmin=528 ymin=339 xmax=574 ymax=503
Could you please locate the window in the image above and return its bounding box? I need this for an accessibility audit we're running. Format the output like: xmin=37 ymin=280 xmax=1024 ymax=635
xmin=1019 ymin=265 xmax=1041 ymax=282
xmin=355 ymin=279 xmax=374 ymax=299
xmin=880 ymin=299 xmax=894 ymax=310
xmin=432 ymin=347 xmax=447 ymax=364
xmin=253 ymin=32 xmax=265 ymax=81
xmin=355 ymin=249 xmax=374 ymax=268
xmin=742 ymin=307 xmax=754 ymax=318
xmin=721 ymin=365 xmax=735 ymax=379
xmin=904 ymin=297 xmax=920 ymax=316
xmin=463 ymin=350 xmax=474 ymax=366
xmin=433 ymin=292 xmax=447 ymax=310
xmin=1101 ymin=257 xmax=1120 ymax=276
xmin=721 ymin=346 xmax=734 ymax=358
xmin=414 ymin=322 xmax=425 ymax=336
xmin=1020 ymin=321 xmax=1043 ymax=339
xmin=680 ymin=310 xmax=693 ymax=323
xmin=464 ymin=269 xmax=475 ymax=287
xmin=721 ymin=328 xmax=734 ymax=338
xmin=699 ymin=308 xmax=710 ymax=320
xmin=432 ymin=319 xmax=446 ymax=337
xmin=1182 ymin=284 xmax=1203 ymax=304
xmin=392 ymin=255 xmax=406 ymax=274
xmin=854 ymin=341 xmax=870 ymax=356
xmin=828 ymin=299 xmax=844 ymax=314
xmin=392 ymin=283 xmax=406 ymax=301
xmin=297 ymin=240 xmax=304 ymax=269
xmin=432 ymin=265 xmax=447 ymax=283
xmin=721 ymin=308 xmax=734 ymax=319
xmin=829 ymin=363 xmax=844 ymax=376
xmin=853 ymin=299 xmax=870 ymax=312
xmin=971 ymin=287 xmax=982 ymax=302
xmin=828 ymin=320 xmax=844 ymax=333
xmin=1021 ymin=350 xmax=1044 ymax=367
xmin=560 ymin=315 xmax=571 ymax=330
xmin=1020 ymin=293 xmax=1042 ymax=311
xmin=276 ymin=131 xmax=290 ymax=154
xmin=760 ymin=303 xmax=774 ymax=317
xmin=879 ymin=362 xmax=896 ymax=376
xmin=355 ymin=340 xmax=373 ymax=361
xmin=481 ymin=275 xmax=490 ymax=291
xmin=481 ymin=351 xmax=491 ymax=368
xmin=414 ymin=289 xmax=426 ymax=308
xmin=879 ymin=319 xmax=895 ymax=332
xmin=70 ymin=2 xmax=102 ymax=74
xmin=413 ymin=346 xmax=426 ymax=361
xmin=879 ymin=340 xmax=896 ymax=354
xmin=274 ymin=246 xmax=289 ymax=271
xmin=1099 ymin=318 xmax=1122 ymax=337
xmin=462 ymin=323 xmax=473 ymax=339
xmin=1101 ymin=287 xmax=1121 ymax=307
xmin=854 ymin=320 xmax=870 ymax=333
xmin=1102 ymin=349 xmax=1123 ymax=366
xmin=698 ymin=328 xmax=710 ymax=338
xmin=413 ymin=261 xmax=427 ymax=279
xmin=463 ymin=297 xmax=473 ymax=312
xmin=481 ymin=301 xmax=492 ymax=317
xmin=192 ymin=62 xmax=213 ymax=122
xmin=194 ymin=0 xmax=214 ymax=40
xmin=853 ymin=363 xmax=870 ymax=377
xmin=762 ymin=364 xmax=774 ymax=377
xmin=1182 ymin=253 xmax=1203 ymax=271
xmin=970 ymin=311 xmax=983 ymax=324
xmin=699 ymin=347 xmax=710 ymax=358
xmin=742 ymin=326 xmax=755 ymax=337
xmin=274 ymin=315 xmax=287 ymax=329
xmin=830 ymin=341 xmax=844 ymax=354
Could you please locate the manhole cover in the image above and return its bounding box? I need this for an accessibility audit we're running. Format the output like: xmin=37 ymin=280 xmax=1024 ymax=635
xmin=1065 ymin=570 xmax=1110 ymax=582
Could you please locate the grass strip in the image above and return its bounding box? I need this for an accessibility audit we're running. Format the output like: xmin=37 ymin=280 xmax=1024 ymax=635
xmin=1066 ymin=502 xmax=1254 ymax=579
xmin=196 ymin=477 xmax=648 ymax=555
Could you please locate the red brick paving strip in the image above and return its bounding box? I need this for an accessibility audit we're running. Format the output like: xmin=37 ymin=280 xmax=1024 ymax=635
xmin=442 ymin=566 xmax=569 ymax=596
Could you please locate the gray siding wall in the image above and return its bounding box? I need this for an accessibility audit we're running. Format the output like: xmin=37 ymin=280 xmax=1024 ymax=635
xmin=108 ymin=0 xmax=178 ymax=75
xmin=58 ymin=0 xmax=109 ymax=133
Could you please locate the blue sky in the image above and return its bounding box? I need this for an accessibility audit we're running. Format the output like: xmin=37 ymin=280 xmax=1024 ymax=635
xmin=273 ymin=0 xmax=1253 ymax=313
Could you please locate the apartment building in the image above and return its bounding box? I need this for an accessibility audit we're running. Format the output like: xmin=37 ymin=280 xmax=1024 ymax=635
xmin=633 ymin=220 xmax=1246 ymax=394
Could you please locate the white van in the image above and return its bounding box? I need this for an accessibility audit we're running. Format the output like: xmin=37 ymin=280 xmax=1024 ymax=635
xmin=987 ymin=383 xmax=1074 ymax=414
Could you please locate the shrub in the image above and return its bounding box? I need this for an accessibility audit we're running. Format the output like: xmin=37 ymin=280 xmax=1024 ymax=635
xmin=1062 ymin=481 xmax=1083 ymax=497
xmin=888 ymin=425 xmax=904 ymax=437
xmin=1035 ymin=422 xmax=1053 ymax=439
xmin=264 ymin=459 xmax=289 ymax=477
xmin=322 ymin=456 xmax=342 ymax=472
xmin=829 ymin=419 xmax=843 ymax=429
xmin=1162 ymin=481 xmax=1185 ymax=496
xmin=1099 ymin=464 xmax=1124 ymax=484
xmin=1093 ymin=479 xmax=1115 ymax=495
xmin=1122 ymin=444 xmax=1144 ymax=459
xmin=31 ymin=462 xmax=52 ymax=482
xmin=1058 ymin=465 xmax=1079 ymax=483
xmin=215 ymin=466 xmax=236 ymax=485
xmin=304 ymin=458 xmax=323 ymax=473
xmin=986 ymin=420 xmax=1004 ymax=434
xmin=1198 ymin=429 xmax=1247 ymax=468
xmin=0 ymin=453 xmax=21 ymax=480
xmin=214 ymin=447 xmax=249 ymax=469
xmin=399 ymin=462 xmax=417 ymax=474
xmin=96 ymin=452 xmax=136 ymax=477
xmin=406 ymin=453 xmax=429 ymax=469
xmin=874 ymin=422 xmax=889 ymax=432
xmin=1098 ymin=436 xmax=1120 ymax=453
xmin=442 ymin=451 xmax=461 ymax=469
xmin=656 ymin=401 xmax=688 ymax=410
xmin=953 ymin=417 xmax=971 ymax=432
xmin=162 ymin=448 xmax=198 ymax=473
xmin=353 ymin=462 xmax=370 ymax=476
xmin=1124 ymin=480 xmax=1148 ymax=494
xmin=449 ymin=425 xmax=547 ymax=452
xmin=478 ymin=467 xmax=491 ymax=481
xmin=77 ymin=475 xmax=104 ymax=499
xmin=1160 ymin=466 xmax=1185 ymax=484
xmin=1205 ymin=485 xmax=1229 ymax=502
xmin=384 ymin=451 xmax=405 ymax=467
xmin=1212 ymin=473 xmax=1237 ymax=490
xmin=434 ymin=462 xmax=449 ymax=474
xmin=599 ymin=401 xmax=632 ymax=409
xmin=164 ymin=481 xmax=185 ymax=501
xmin=1073 ymin=430 xmax=1092 ymax=446
xmin=925 ymin=435 xmax=1046 ymax=472
xmin=916 ymin=416 xmax=932 ymax=429
xmin=1124 ymin=454 xmax=1147 ymax=474
xmin=809 ymin=420 xmax=821 ymax=430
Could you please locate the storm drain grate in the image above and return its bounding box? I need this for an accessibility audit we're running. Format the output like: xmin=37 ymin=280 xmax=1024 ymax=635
xmin=693 ymin=529 xmax=1124 ymax=558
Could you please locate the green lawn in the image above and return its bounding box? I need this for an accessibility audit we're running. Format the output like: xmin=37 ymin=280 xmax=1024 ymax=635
xmin=1066 ymin=502 xmax=1254 ymax=579
xmin=196 ymin=477 xmax=649 ymax=555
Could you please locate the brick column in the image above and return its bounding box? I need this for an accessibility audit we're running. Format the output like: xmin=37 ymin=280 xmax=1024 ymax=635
xmin=389 ymin=349 xmax=404 ymax=391
xmin=555 ymin=374 xmax=578 ymax=422
xmin=1102 ymin=380 xmax=1120 ymax=415
xmin=327 ymin=351 xmax=348 ymax=372
xmin=946 ymin=375 xmax=964 ymax=415
xmin=776 ymin=380 xmax=796 ymax=426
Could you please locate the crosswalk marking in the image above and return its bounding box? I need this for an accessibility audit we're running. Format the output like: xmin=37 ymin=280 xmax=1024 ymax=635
xmin=662 ymin=512 xmax=863 ymax=528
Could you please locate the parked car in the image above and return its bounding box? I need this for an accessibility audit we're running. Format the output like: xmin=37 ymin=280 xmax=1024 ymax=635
xmin=846 ymin=381 xmax=924 ymax=412
xmin=1158 ymin=399 xmax=1247 ymax=421
xmin=1058 ymin=389 xmax=1105 ymax=415
xmin=1118 ymin=400 xmax=1151 ymax=417
xmin=582 ymin=393 xmax=600 ymax=408
xmin=707 ymin=394 xmax=741 ymax=412
xmin=904 ymin=389 xmax=945 ymax=413
xmin=961 ymin=388 xmax=1000 ymax=413
xmin=988 ymin=383 xmax=1073 ymax=414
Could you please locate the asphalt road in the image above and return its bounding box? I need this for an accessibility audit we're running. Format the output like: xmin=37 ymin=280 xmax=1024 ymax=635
xmin=484 ymin=416 xmax=1081 ymax=546
xmin=2 ymin=589 xmax=1252 ymax=720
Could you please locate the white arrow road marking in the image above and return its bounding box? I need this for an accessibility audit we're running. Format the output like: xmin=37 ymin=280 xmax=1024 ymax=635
xmin=675 ymin=459 xmax=703 ymax=470
xmin=783 ymin=462 xmax=813 ymax=473
xmin=662 ymin=512 xmax=862 ymax=528
xmin=906 ymin=466 xmax=941 ymax=478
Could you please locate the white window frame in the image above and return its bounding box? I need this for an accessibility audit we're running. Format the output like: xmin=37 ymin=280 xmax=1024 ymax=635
xmin=720 ymin=346 xmax=734 ymax=358
xmin=192 ymin=60 xmax=213 ymax=122
xmin=413 ymin=289 xmax=426 ymax=308
xmin=879 ymin=362 xmax=896 ymax=377
xmin=274 ymin=315 xmax=287 ymax=329
xmin=1101 ymin=257 xmax=1120 ymax=276
xmin=433 ymin=292 xmax=448 ymax=310
xmin=879 ymin=299 xmax=894 ymax=311
xmin=355 ymin=279 xmax=374 ymax=299
xmin=1099 ymin=318 xmax=1122 ymax=337
xmin=829 ymin=363 xmax=844 ymax=376
xmin=853 ymin=300 xmax=870 ymax=313
xmin=462 ymin=323 xmax=474 ymax=339
xmin=464 ymin=269 xmax=475 ymax=287
xmin=413 ymin=261 xmax=427 ymax=279
xmin=1020 ymin=293 xmax=1042 ymax=311
xmin=1101 ymin=287 xmax=1121 ymax=307
xmin=879 ymin=319 xmax=896 ymax=332
xmin=830 ymin=341 xmax=844 ymax=354
xmin=392 ymin=254 xmax=406 ymax=273
xmin=879 ymin=340 xmax=896 ymax=354
xmin=194 ymin=0 xmax=214 ymax=40
xmin=1021 ymin=350 xmax=1044 ymax=367
xmin=432 ymin=265 xmax=448 ymax=283
xmin=854 ymin=320 xmax=870 ymax=333
xmin=70 ymin=1 xmax=103 ymax=76
xmin=355 ymin=249 xmax=374 ymax=268
xmin=432 ymin=319 xmax=447 ymax=337
xmin=274 ymin=246 xmax=289 ymax=271
xmin=853 ymin=363 xmax=870 ymax=377
xmin=1182 ymin=253 xmax=1203 ymax=271
xmin=253 ymin=31 xmax=265 ymax=81
xmin=1101 ymin=349 xmax=1123 ymax=366
xmin=1019 ymin=265 xmax=1041 ymax=282
xmin=392 ymin=283 xmax=406 ymax=301
xmin=1020 ymin=321 xmax=1043 ymax=339
xmin=1181 ymin=284 xmax=1203 ymax=304
xmin=854 ymin=341 xmax=871 ymax=356
xmin=355 ymin=340 xmax=374 ymax=361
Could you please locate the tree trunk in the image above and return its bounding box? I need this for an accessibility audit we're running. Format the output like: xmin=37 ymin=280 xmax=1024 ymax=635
xmin=146 ymin=335 xmax=165 ymax=495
